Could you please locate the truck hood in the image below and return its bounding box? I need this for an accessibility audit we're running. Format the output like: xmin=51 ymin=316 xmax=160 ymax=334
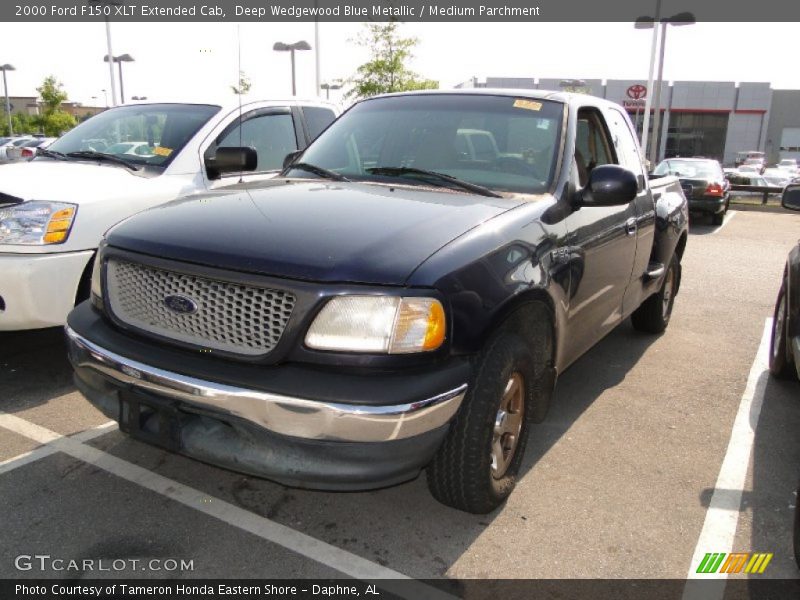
xmin=0 ymin=160 xmax=158 ymax=204
xmin=106 ymin=180 xmax=523 ymax=285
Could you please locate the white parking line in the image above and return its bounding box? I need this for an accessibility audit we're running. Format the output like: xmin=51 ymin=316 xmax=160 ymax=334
xmin=0 ymin=420 xmax=115 ymax=475
xmin=682 ymin=319 xmax=771 ymax=599
xmin=710 ymin=210 xmax=737 ymax=235
xmin=0 ymin=412 xmax=455 ymax=599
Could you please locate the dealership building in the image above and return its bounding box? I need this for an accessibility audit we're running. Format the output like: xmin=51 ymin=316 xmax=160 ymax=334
xmin=455 ymin=77 xmax=800 ymax=166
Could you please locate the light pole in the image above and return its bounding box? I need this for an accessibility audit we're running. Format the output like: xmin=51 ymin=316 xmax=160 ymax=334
xmin=314 ymin=0 xmax=320 ymax=97
xmin=1 ymin=64 xmax=15 ymax=135
xmin=635 ymin=11 xmax=695 ymax=165
xmin=273 ymin=41 xmax=311 ymax=96
xmin=320 ymin=82 xmax=341 ymax=100
xmin=88 ymin=0 xmax=120 ymax=106
xmin=104 ymin=54 xmax=134 ymax=104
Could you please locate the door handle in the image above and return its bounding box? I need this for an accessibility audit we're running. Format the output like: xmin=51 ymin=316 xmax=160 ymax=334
xmin=625 ymin=217 xmax=637 ymax=236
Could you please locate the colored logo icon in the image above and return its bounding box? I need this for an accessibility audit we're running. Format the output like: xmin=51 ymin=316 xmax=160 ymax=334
xmin=696 ymin=552 xmax=773 ymax=574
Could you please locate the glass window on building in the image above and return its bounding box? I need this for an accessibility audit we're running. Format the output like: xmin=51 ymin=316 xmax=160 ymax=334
xmin=664 ymin=112 xmax=729 ymax=162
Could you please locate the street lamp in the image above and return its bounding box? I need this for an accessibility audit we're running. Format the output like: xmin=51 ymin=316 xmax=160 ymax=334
xmin=92 ymin=89 xmax=109 ymax=107
xmin=273 ymin=41 xmax=311 ymax=96
xmin=0 ymin=64 xmax=15 ymax=135
xmin=104 ymin=53 xmax=134 ymax=104
xmin=319 ymin=82 xmax=341 ymax=100
xmin=635 ymin=10 xmax=695 ymax=165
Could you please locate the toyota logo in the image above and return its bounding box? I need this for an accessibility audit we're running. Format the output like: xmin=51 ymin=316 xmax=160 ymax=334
xmin=627 ymin=84 xmax=647 ymax=100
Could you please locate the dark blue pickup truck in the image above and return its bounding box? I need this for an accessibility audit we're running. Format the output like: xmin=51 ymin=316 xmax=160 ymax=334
xmin=66 ymin=90 xmax=688 ymax=513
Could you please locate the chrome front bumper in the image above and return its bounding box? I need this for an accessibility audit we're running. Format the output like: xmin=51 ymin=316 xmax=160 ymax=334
xmin=66 ymin=326 xmax=467 ymax=443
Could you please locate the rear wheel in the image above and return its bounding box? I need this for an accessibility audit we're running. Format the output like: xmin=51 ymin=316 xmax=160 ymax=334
xmin=711 ymin=211 xmax=725 ymax=226
xmin=426 ymin=332 xmax=549 ymax=514
xmin=769 ymin=279 xmax=795 ymax=379
xmin=632 ymin=255 xmax=679 ymax=334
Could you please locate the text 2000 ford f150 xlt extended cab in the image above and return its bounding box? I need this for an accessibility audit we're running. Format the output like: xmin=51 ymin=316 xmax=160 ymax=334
xmin=66 ymin=90 xmax=688 ymax=513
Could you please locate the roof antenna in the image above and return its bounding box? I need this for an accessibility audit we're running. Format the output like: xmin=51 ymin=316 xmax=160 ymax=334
xmin=237 ymin=24 xmax=244 ymax=183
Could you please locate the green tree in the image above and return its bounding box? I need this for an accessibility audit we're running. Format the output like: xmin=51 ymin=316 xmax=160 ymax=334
xmin=346 ymin=22 xmax=438 ymax=101
xmin=0 ymin=112 xmax=37 ymax=136
xmin=33 ymin=75 xmax=77 ymax=136
xmin=231 ymin=70 xmax=251 ymax=95
xmin=37 ymin=76 xmax=68 ymax=113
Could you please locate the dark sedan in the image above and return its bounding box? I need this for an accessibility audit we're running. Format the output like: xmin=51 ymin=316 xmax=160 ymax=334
xmin=653 ymin=158 xmax=730 ymax=225
xmin=767 ymin=183 xmax=800 ymax=569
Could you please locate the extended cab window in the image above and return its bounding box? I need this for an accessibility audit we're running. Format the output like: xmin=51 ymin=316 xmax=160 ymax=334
xmin=293 ymin=94 xmax=564 ymax=195
xmin=575 ymin=108 xmax=617 ymax=186
xmin=216 ymin=111 xmax=298 ymax=173
xmin=606 ymin=108 xmax=645 ymax=181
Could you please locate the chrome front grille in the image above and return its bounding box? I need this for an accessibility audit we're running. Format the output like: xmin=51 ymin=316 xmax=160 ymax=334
xmin=105 ymin=259 xmax=296 ymax=356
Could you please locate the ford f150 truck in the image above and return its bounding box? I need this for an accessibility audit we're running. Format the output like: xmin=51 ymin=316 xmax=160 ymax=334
xmin=66 ymin=90 xmax=688 ymax=513
xmin=0 ymin=99 xmax=339 ymax=330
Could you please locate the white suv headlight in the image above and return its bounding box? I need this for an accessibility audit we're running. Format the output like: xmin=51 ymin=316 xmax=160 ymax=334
xmin=0 ymin=201 xmax=78 ymax=245
xmin=305 ymin=296 xmax=446 ymax=354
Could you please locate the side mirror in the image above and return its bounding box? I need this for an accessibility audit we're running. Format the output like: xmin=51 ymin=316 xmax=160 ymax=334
xmin=781 ymin=184 xmax=800 ymax=211
xmin=283 ymin=149 xmax=303 ymax=170
xmin=204 ymin=146 xmax=257 ymax=179
xmin=578 ymin=165 xmax=638 ymax=207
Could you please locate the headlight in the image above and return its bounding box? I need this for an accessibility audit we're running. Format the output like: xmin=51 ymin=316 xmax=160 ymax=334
xmin=305 ymin=296 xmax=446 ymax=354
xmin=0 ymin=201 xmax=78 ymax=245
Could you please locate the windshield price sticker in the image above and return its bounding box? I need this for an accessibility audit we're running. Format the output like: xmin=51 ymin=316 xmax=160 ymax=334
xmin=513 ymin=99 xmax=543 ymax=111
xmin=153 ymin=147 xmax=173 ymax=157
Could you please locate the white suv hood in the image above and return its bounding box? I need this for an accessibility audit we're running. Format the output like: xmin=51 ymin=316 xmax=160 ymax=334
xmin=0 ymin=160 xmax=162 ymax=204
xmin=0 ymin=159 xmax=199 ymax=253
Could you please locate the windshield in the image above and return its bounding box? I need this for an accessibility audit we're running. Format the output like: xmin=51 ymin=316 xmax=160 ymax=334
xmin=291 ymin=94 xmax=564 ymax=195
xmin=654 ymin=159 xmax=722 ymax=179
xmin=47 ymin=103 xmax=220 ymax=168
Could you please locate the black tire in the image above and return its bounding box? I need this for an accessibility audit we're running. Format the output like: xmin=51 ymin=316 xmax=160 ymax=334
xmin=426 ymin=332 xmax=549 ymax=514
xmin=632 ymin=255 xmax=680 ymax=334
xmin=769 ymin=279 xmax=795 ymax=379
xmin=711 ymin=211 xmax=724 ymax=226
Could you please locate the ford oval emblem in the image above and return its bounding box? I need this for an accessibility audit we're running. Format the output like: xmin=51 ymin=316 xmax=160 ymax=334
xmin=163 ymin=294 xmax=198 ymax=315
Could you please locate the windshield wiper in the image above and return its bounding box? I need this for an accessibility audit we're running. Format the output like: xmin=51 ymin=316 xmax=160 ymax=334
xmin=65 ymin=151 xmax=140 ymax=171
xmin=365 ymin=166 xmax=501 ymax=198
xmin=36 ymin=148 xmax=69 ymax=161
xmin=288 ymin=162 xmax=350 ymax=182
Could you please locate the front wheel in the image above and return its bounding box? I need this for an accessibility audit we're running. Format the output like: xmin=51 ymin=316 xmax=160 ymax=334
xmin=632 ymin=255 xmax=679 ymax=334
xmin=769 ymin=279 xmax=795 ymax=379
xmin=426 ymin=333 xmax=548 ymax=514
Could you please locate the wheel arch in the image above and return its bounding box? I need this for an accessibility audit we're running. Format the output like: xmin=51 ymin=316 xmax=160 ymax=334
xmin=484 ymin=290 xmax=558 ymax=374
xmin=74 ymin=251 xmax=97 ymax=306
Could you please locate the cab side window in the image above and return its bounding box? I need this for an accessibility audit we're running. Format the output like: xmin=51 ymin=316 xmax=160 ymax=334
xmin=575 ymin=108 xmax=617 ymax=186
xmin=301 ymin=106 xmax=337 ymax=141
xmin=215 ymin=111 xmax=298 ymax=173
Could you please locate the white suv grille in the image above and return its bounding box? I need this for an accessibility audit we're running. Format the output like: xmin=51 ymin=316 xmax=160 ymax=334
xmin=105 ymin=259 xmax=295 ymax=356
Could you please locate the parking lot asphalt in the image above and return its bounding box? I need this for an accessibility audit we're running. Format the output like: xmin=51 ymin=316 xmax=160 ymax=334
xmin=1 ymin=208 xmax=799 ymax=584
